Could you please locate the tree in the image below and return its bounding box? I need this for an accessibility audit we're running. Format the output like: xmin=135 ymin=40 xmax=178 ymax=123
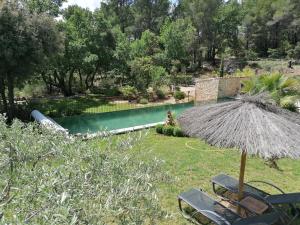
xmin=41 ymin=6 xmax=116 ymax=95
xmin=101 ymin=0 xmax=134 ymax=33
xmin=175 ymin=0 xmax=223 ymax=63
xmin=24 ymin=0 xmax=66 ymax=16
xmin=112 ymin=27 xmax=131 ymax=84
xmin=132 ymin=0 xmax=170 ymax=37
xmin=131 ymin=30 xmax=160 ymax=57
xmin=242 ymin=0 xmax=300 ymax=57
xmin=130 ymin=56 xmax=167 ymax=91
xmin=0 ymin=116 xmax=168 ymax=224
xmin=0 ymin=1 xmax=62 ymax=120
xmin=215 ymin=0 xmax=243 ymax=56
xmin=160 ymin=19 xmax=196 ymax=69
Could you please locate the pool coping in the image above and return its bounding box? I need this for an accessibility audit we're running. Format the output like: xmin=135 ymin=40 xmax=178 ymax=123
xmin=79 ymin=121 xmax=165 ymax=139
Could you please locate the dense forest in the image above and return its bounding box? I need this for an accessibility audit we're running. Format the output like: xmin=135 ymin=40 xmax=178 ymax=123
xmin=1 ymin=0 xmax=300 ymax=120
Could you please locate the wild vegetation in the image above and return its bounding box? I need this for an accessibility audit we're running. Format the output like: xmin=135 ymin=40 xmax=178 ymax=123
xmin=0 ymin=116 xmax=169 ymax=224
xmin=242 ymin=73 xmax=300 ymax=111
xmin=1 ymin=0 xmax=300 ymax=120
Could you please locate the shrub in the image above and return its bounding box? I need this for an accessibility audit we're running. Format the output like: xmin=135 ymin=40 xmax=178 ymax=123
xmin=167 ymin=74 xmax=194 ymax=86
xmin=156 ymin=89 xmax=166 ymax=99
xmin=120 ymin=85 xmax=138 ymax=100
xmin=139 ymin=98 xmax=149 ymax=104
xmin=174 ymin=91 xmax=186 ymax=100
xmin=288 ymin=43 xmax=300 ymax=60
xmin=245 ymin=49 xmax=258 ymax=61
xmin=165 ymin=111 xmax=176 ymax=126
xmin=162 ymin=125 xmax=174 ymax=136
xmin=173 ymin=127 xmax=185 ymax=137
xmin=233 ymin=67 xmax=256 ymax=77
xmin=267 ymin=48 xmax=282 ymax=59
xmin=155 ymin=124 xmax=164 ymax=134
xmin=0 ymin=115 xmax=168 ymax=224
xmin=15 ymin=81 xmax=47 ymax=98
xmin=146 ymin=87 xmax=155 ymax=101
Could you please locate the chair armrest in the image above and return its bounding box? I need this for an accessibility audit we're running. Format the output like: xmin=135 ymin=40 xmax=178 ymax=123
xmin=233 ymin=212 xmax=280 ymax=225
xmin=266 ymin=193 xmax=300 ymax=205
xmin=246 ymin=180 xmax=285 ymax=194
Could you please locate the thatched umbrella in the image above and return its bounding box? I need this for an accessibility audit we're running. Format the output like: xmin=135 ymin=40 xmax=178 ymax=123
xmin=178 ymin=95 xmax=300 ymax=212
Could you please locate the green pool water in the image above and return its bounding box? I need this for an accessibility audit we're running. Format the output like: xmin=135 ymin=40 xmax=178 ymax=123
xmin=54 ymin=102 xmax=194 ymax=134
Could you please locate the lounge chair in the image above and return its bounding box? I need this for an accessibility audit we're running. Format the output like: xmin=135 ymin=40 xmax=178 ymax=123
xmin=211 ymin=174 xmax=300 ymax=223
xmin=211 ymin=174 xmax=300 ymax=206
xmin=178 ymin=188 xmax=280 ymax=225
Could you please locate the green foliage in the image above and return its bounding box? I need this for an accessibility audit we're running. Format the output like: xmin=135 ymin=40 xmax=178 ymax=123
xmin=173 ymin=127 xmax=185 ymax=137
xmin=15 ymin=81 xmax=47 ymax=98
xmin=268 ymin=48 xmax=283 ymax=59
xmin=242 ymin=73 xmax=300 ymax=111
xmin=160 ymin=19 xmax=196 ymax=66
xmin=57 ymin=107 xmax=82 ymax=117
xmin=162 ymin=125 xmax=174 ymax=136
xmin=150 ymin=66 xmax=168 ymax=88
xmin=139 ymin=98 xmax=148 ymax=104
xmin=157 ymin=125 xmax=185 ymax=137
xmin=215 ymin=0 xmax=243 ymax=55
xmin=156 ymin=89 xmax=166 ymax=100
xmin=0 ymin=1 xmax=62 ymax=119
xmin=29 ymin=96 xmax=136 ymax=117
xmin=130 ymin=57 xmax=167 ymax=91
xmin=0 ymin=116 xmax=168 ymax=224
xmin=245 ymin=50 xmax=258 ymax=60
xmin=242 ymin=0 xmax=300 ymax=58
xmin=233 ymin=67 xmax=256 ymax=77
xmin=279 ymin=95 xmax=298 ymax=112
xmin=131 ymin=30 xmax=160 ymax=57
xmin=174 ymin=91 xmax=186 ymax=100
xmin=4 ymin=0 xmax=300 ymax=122
xmin=165 ymin=111 xmax=176 ymax=126
xmin=120 ymin=85 xmax=138 ymax=100
xmin=167 ymin=74 xmax=194 ymax=86
xmin=287 ymin=43 xmax=300 ymax=60
xmin=130 ymin=57 xmax=153 ymax=91
xmin=132 ymin=0 xmax=170 ymax=36
xmin=155 ymin=124 xmax=164 ymax=134
xmin=25 ymin=0 xmax=66 ymax=16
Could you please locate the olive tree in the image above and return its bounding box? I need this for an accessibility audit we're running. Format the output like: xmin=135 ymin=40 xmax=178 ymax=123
xmin=0 ymin=115 xmax=169 ymax=224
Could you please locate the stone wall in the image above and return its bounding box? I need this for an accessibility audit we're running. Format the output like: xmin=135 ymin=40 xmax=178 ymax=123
xmin=195 ymin=77 xmax=249 ymax=102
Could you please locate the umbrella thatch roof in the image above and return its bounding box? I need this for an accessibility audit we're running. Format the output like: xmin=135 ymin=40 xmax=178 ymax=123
xmin=178 ymin=95 xmax=300 ymax=159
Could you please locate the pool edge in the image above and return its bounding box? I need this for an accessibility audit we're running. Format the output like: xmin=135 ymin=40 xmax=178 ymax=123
xmin=79 ymin=121 xmax=165 ymax=139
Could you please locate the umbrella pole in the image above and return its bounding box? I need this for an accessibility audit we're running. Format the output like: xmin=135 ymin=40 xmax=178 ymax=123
xmin=237 ymin=151 xmax=247 ymax=214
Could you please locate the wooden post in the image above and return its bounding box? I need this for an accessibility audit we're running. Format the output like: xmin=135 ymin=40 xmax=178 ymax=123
xmin=237 ymin=151 xmax=247 ymax=214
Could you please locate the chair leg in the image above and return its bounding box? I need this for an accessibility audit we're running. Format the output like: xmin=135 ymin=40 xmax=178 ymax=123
xmin=178 ymin=198 xmax=183 ymax=212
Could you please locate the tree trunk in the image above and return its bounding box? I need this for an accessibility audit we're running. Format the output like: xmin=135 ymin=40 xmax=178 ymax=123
xmin=68 ymin=69 xmax=75 ymax=96
xmin=90 ymin=73 xmax=96 ymax=88
xmin=0 ymin=77 xmax=8 ymax=114
xmin=60 ymin=79 xmax=70 ymax=97
xmin=78 ymin=69 xmax=83 ymax=91
xmin=53 ymin=70 xmax=71 ymax=97
xmin=85 ymin=74 xmax=90 ymax=90
xmin=212 ymin=46 xmax=216 ymax=65
xmin=7 ymin=74 xmax=15 ymax=121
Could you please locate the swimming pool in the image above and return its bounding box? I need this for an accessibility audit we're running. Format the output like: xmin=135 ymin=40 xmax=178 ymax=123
xmin=54 ymin=102 xmax=194 ymax=134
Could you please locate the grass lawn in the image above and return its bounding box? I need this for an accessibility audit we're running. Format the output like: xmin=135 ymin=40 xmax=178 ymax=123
xmin=132 ymin=129 xmax=300 ymax=224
